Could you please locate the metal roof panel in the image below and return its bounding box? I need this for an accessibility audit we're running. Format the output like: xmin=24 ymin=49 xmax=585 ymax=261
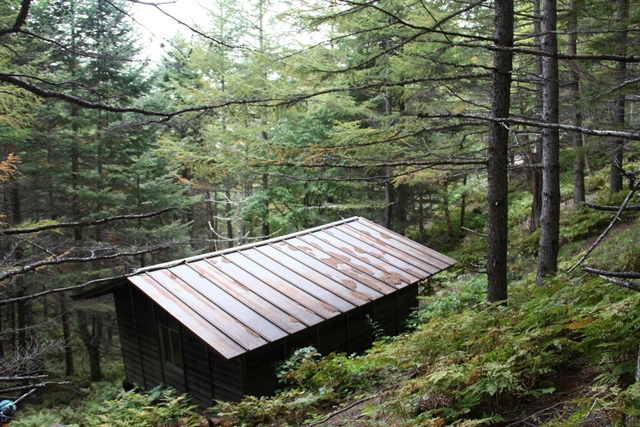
xmin=300 ymin=232 xmax=412 ymax=289
xmin=130 ymin=274 xmax=250 ymax=359
xmin=112 ymin=217 xmax=455 ymax=360
xmin=238 ymin=249 xmax=355 ymax=313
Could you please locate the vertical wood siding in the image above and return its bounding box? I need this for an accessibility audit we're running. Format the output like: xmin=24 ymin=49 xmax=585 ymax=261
xmin=114 ymin=286 xmax=146 ymax=388
xmin=180 ymin=328 xmax=213 ymax=407
xmin=210 ymin=350 xmax=244 ymax=401
xmin=114 ymin=281 xmax=420 ymax=406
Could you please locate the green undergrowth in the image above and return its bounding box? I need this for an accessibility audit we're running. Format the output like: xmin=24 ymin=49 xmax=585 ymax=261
xmin=14 ymin=183 xmax=640 ymax=426
xmin=16 ymin=263 xmax=640 ymax=427
xmin=13 ymin=385 xmax=200 ymax=427
xmin=209 ymin=269 xmax=640 ymax=426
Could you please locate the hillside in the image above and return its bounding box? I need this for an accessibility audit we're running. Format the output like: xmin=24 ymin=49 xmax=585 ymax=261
xmin=12 ymin=171 xmax=640 ymax=427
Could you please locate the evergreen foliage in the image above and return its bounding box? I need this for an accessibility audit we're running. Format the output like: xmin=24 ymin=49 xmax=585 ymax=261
xmin=1 ymin=0 xmax=640 ymax=425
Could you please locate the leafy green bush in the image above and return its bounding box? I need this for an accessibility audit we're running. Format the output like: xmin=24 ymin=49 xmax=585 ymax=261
xmin=277 ymin=346 xmax=322 ymax=387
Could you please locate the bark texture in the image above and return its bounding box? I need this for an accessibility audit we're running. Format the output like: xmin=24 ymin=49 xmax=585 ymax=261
xmin=611 ymin=0 xmax=628 ymax=193
xmin=568 ymin=0 xmax=585 ymax=209
xmin=530 ymin=0 xmax=543 ymax=231
xmin=486 ymin=0 xmax=513 ymax=303
xmin=537 ymin=0 xmax=561 ymax=284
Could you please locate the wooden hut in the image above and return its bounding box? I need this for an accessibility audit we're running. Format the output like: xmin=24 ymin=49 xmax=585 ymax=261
xmin=74 ymin=217 xmax=455 ymax=407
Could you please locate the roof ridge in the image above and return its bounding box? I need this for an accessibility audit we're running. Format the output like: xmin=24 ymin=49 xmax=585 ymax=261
xmin=132 ymin=216 xmax=361 ymax=275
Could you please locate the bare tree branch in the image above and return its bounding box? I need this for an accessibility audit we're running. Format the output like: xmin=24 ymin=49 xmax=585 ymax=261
xmin=568 ymin=179 xmax=640 ymax=273
xmin=583 ymin=202 xmax=640 ymax=212
xmin=0 ymin=207 xmax=176 ymax=236
xmin=0 ymin=0 xmax=31 ymax=36
xmin=461 ymin=226 xmax=488 ymax=238
xmin=126 ymin=0 xmax=242 ymax=49
xmin=272 ymin=157 xmax=487 ymax=169
xmin=582 ymin=266 xmax=640 ymax=280
xmin=0 ymin=74 xmax=273 ymax=117
xmin=0 ymin=375 xmax=47 ymax=382
xmin=13 ymin=387 xmax=37 ymax=405
xmin=418 ymin=113 xmax=640 ymax=141
xmin=0 ymin=272 xmax=138 ymax=307
xmin=0 ymin=241 xmax=184 ymax=281
xmin=589 ymin=272 xmax=640 ymax=293
xmin=0 ymin=381 xmax=69 ymax=394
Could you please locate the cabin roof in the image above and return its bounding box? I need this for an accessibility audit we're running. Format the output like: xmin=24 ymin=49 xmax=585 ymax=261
xmin=76 ymin=217 xmax=455 ymax=359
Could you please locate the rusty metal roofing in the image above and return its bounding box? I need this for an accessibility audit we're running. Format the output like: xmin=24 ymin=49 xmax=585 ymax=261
xmin=86 ymin=217 xmax=456 ymax=359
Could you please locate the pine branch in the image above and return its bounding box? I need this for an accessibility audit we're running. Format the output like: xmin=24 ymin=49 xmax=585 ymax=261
xmin=19 ymin=30 xmax=134 ymax=61
xmin=342 ymin=0 xmax=487 ymax=34
xmin=0 ymin=207 xmax=176 ymax=235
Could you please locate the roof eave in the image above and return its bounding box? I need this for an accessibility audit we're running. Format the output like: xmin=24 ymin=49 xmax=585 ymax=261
xmin=71 ymin=277 xmax=129 ymax=300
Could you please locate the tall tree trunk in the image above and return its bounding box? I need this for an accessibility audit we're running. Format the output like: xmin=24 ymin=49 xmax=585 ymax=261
xmin=60 ymin=293 xmax=74 ymax=376
xmin=530 ymin=0 xmax=543 ymax=232
xmin=395 ymin=184 xmax=408 ymax=235
xmin=70 ymin=1 xmax=82 ymax=242
xmin=11 ymin=182 xmax=32 ymax=349
xmin=611 ymin=0 xmax=628 ymax=193
xmin=225 ymin=174 xmax=234 ymax=248
xmin=77 ymin=310 xmax=103 ymax=382
xmin=71 ymin=113 xmax=82 ymax=242
xmin=261 ymin=132 xmax=270 ymax=238
xmin=418 ymin=193 xmax=425 ymax=243
xmin=486 ymin=0 xmax=513 ymax=304
xmin=443 ymin=192 xmax=454 ymax=238
xmin=460 ymin=174 xmax=467 ymax=230
xmin=384 ymin=167 xmax=394 ymax=230
xmin=537 ymin=0 xmax=561 ymax=284
xmin=0 ymin=310 xmax=3 ymax=358
xmin=383 ymin=50 xmax=395 ymax=232
xmin=236 ymin=189 xmax=244 ymax=246
xmin=568 ymin=0 xmax=585 ymax=209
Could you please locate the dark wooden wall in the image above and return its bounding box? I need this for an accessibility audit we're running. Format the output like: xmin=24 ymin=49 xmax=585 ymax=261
xmin=113 ymin=282 xmax=419 ymax=407
xmin=242 ymin=282 xmax=418 ymax=398
xmin=114 ymin=286 xmax=244 ymax=407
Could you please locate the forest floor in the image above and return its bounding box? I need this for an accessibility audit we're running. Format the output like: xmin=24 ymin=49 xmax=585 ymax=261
xmin=259 ymin=367 xmax=608 ymax=427
xmin=200 ymin=357 xmax=621 ymax=427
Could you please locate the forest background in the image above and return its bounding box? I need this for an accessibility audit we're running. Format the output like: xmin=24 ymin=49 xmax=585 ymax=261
xmin=0 ymin=0 xmax=640 ymax=425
